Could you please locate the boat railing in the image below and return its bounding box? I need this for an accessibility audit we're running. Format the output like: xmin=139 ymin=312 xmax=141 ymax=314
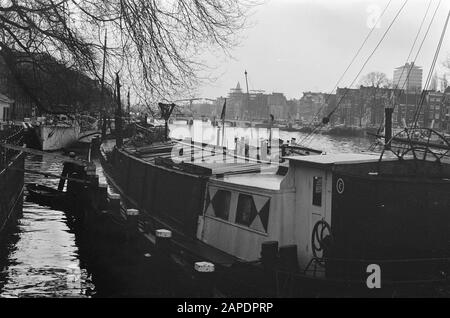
xmin=377 ymin=127 xmax=450 ymax=164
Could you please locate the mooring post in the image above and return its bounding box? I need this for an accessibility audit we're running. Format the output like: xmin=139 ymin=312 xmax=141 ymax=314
xmin=115 ymin=72 xmax=123 ymax=148
xmin=234 ymin=137 xmax=238 ymax=163
xmin=155 ymin=229 xmax=172 ymax=254
xmin=58 ymin=152 xmax=77 ymax=191
xmin=261 ymin=241 xmax=279 ymax=272
xmin=245 ymin=143 xmax=250 ymax=163
xmin=126 ymin=209 xmax=140 ymax=242
xmin=108 ymin=193 xmax=122 ymax=217
xmin=86 ymin=170 xmax=99 ymax=188
xmin=256 ymin=145 xmax=261 ymax=163
xmin=155 ymin=229 xmax=172 ymax=269
xmin=126 ymin=209 xmax=139 ymax=232
xmin=98 ymin=182 xmax=108 ymax=210
xmin=385 ymin=107 xmax=394 ymax=150
xmin=85 ymin=162 xmax=97 ymax=181
xmin=194 ymin=262 xmax=216 ymax=298
xmin=279 ymin=245 xmax=299 ymax=272
xmin=91 ymin=137 xmax=101 ymax=158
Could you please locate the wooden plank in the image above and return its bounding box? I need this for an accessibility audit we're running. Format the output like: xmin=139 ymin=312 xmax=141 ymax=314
xmin=0 ymin=143 xmax=88 ymax=166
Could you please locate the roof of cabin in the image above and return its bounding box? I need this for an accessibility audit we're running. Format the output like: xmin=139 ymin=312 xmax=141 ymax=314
xmin=215 ymin=173 xmax=284 ymax=190
xmin=0 ymin=93 xmax=13 ymax=104
xmin=285 ymin=153 xmax=386 ymax=167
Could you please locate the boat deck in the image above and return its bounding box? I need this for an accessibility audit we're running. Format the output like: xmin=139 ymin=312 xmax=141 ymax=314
xmin=118 ymin=140 xmax=278 ymax=177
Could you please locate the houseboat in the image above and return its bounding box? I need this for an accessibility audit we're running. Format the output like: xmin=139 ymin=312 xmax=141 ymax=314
xmin=97 ymin=121 xmax=450 ymax=297
xmin=33 ymin=114 xmax=100 ymax=151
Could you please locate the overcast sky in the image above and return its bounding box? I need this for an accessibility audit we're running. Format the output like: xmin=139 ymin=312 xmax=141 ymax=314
xmin=198 ymin=0 xmax=450 ymax=99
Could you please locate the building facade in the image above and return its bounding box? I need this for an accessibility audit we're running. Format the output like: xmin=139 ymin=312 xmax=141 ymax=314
xmin=214 ymin=83 xmax=290 ymax=121
xmin=333 ymin=85 xmax=450 ymax=133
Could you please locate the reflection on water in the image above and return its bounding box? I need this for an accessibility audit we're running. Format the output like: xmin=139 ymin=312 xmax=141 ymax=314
xmin=0 ymin=155 xmax=95 ymax=298
xmin=169 ymin=121 xmax=374 ymax=154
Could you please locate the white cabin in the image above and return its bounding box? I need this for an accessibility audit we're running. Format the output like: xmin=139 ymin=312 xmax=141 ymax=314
xmin=196 ymin=153 xmax=384 ymax=273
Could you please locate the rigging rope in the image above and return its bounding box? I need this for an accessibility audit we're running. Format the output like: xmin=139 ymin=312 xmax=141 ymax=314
xmin=301 ymin=0 xmax=393 ymax=132
xmin=368 ymin=0 xmax=437 ymax=151
xmin=412 ymin=5 xmax=450 ymax=128
xmin=299 ymin=0 xmax=410 ymax=147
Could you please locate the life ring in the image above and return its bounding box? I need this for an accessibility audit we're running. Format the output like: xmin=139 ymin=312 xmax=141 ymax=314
xmin=311 ymin=220 xmax=333 ymax=261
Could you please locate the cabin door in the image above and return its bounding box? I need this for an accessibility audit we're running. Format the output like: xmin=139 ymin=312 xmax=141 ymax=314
xmin=308 ymin=171 xmax=332 ymax=275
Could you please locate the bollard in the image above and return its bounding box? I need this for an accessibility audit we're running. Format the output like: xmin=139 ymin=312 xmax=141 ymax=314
xmin=155 ymin=229 xmax=172 ymax=253
xmin=155 ymin=229 xmax=172 ymax=269
xmin=194 ymin=262 xmax=216 ymax=297
xmin=98 ymin=183 xmax=108 ymax=210
xmin=279 ymin=245 xmax=299 ymax=272
xmin=261 ymin=241 xmax=279 ymax=271
xmin=126 ymin=209 xmax=140 ymax=231
xmin=234 ymin=138 xmax=238 ymax=163
xmin=86 ymin=171 xmax=99 ymax=188
xmin=108 ymin=193 xmax=121 ymax=217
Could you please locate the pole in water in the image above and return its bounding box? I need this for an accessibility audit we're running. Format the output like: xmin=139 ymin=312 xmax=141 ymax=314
xmin=194 ymin=262 xmax=215 ymax=297
xmin=101 ymin=30 xmax=108 ymax=141
xmin=155 ymin=229 xmax=172 ymax=263
xmin=115 ymin=72 xmax=123 ymax=148
xmin=385 ymin=107 xmax=393 ymax=150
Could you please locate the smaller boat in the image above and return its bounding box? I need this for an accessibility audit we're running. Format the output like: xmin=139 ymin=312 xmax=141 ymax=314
xmin=26 ymin=183 xmax=73 ymax=210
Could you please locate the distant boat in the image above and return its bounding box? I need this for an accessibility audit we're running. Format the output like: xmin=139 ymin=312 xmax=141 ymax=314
xmin=34 ymin=114 xmax=100 ymax=151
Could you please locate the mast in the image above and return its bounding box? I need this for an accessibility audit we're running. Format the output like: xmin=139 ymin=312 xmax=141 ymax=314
xmin=222 ymin=99 xmax=226 ymax=147
xmin=115 ymin=72 xmax=123 ymax=148
xmin=100 ymin=29 xmax=108 ymax=141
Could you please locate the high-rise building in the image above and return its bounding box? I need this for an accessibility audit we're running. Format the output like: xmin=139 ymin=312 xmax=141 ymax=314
xmin=393 ymin=63 xmax=423 ymax=92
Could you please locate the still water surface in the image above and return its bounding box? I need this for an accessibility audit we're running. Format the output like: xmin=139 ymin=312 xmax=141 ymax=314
xmin=0 ymin=123 xmax=374 ymax=297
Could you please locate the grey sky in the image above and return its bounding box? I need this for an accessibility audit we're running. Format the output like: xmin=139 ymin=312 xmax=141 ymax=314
xmin=199 ymin=0 xmax=450 ymax=99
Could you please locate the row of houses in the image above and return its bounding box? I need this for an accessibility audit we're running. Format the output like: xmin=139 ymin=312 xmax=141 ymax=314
xmin=214 ymin=83 xmax=292 ymax=121
xmin=190 ymin=84 xmax=334 ymax=122
xmin=334 ymin=86 xmax=450 ymax=132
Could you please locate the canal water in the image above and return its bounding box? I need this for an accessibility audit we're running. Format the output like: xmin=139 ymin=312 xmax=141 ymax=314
xmin=0 ymin=122 xmax=374 ymax=297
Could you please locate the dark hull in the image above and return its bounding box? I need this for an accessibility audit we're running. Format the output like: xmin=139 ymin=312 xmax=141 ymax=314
xmin=0 ymin=153 xmax=25 ymax=241
xmin=98 ymin=145 xmax=450 ymax=297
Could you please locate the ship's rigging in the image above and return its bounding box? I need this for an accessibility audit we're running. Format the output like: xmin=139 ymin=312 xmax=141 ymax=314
xmin=297 ymin=0 xmax=450 ymax=153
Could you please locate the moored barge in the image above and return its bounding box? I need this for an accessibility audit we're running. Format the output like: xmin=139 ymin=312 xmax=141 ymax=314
xmin=97 ymin=122 xmax=450 ymax=297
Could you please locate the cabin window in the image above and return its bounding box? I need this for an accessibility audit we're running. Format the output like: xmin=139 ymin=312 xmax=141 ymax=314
xmin=211 ymin=190 xmax=231 ymax=221
xmin=312 ymin=176 xmax=323 ymax=207
xmin=236 ymin=194 xmax=258 ymax=227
